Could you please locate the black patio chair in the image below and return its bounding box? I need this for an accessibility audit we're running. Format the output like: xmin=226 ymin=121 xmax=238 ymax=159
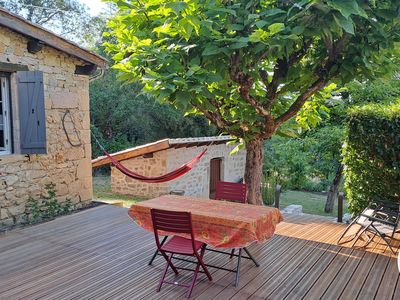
xmin=337 ymin=199 xmax=400 ymax=254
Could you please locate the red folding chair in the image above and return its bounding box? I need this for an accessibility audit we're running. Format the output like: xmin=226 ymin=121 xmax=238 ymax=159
xmin=215 ymin=181 xmax=247 ymax=203
xmin=150 ymin=209 xmax=212 ymax=298
xmin=215 ymin=181 xmax=247 ymax=259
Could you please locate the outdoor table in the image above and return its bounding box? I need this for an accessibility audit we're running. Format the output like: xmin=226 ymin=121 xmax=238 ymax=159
xmin=128 ymin=194 xmax=283 ymax=286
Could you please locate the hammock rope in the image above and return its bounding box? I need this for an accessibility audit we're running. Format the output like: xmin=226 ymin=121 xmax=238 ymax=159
xmin=91 ymin=132 xmax=208 ymax=183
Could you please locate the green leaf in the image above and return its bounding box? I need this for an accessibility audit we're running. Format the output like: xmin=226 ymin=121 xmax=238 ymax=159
xmin=327 ymin=0 xmax=367 ymax=19
xmin=213 ymin=8 xmax=237 ymax=16
xmin=166 ymin=1 xmax=188 ymax=14
xmin=249 ymin=29 xmax=269 ymax=42
xmin=175 ymin=91 xmax=191 ymax=104
xmin=255 ymin=20 xmax=268 ymax=29
xmin=265 ymin=8 xmax=286 ymax=17
xmin=333 ymin=13 xmax=355 ymax=34
xmin=229 ymin=42 xmax=248 ymax=49
xmin=292 ymin=26 xmax=305 ymax=35
xmin=202 ymin=45 xmax=222 ymax=56
xmin=178 ymin=18 xmax=194 ymax=41
xmin=268 ymin=23 xmax=285 ymax=35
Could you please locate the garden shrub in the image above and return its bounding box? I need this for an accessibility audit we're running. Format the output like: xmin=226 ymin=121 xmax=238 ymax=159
xmin=342 ymin=102 xmax=400 ymax=213
xmin=25 ymin=183 xmax=73 ymax=224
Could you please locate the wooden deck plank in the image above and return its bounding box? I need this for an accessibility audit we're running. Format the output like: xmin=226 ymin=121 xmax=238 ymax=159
xmin=250 ymin=223 xmax=341 ymax=299
xmin=8 ymin=233 xmax=154 ymax=299
xmin=302 ymin=246 xmax=355 ymax=299
xmin=282 ymin=241 xmax=343 ymax=299
xmin=337 ymin=243 xmax=381 ymax=300
xmin=373 ymin=256 xmax=399 ymax=300
xmin=319 ymin=249 xmax=366 ymax=300
xmin=0 ymin=205 xmax=398 ymax=300
xmin=229 ymin=222 xmax=339 ymax=300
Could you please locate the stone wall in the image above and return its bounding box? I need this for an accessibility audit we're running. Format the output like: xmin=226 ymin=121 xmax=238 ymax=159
xmin=110 ymin=143 xmax=246 ymax=199
xmin=0 ymin=27 xmax=92 ymax=228
xmin=167 ymin=144 xmax=246 ymax=198
xmin=111 ymin=150 xmax=169 ymax=198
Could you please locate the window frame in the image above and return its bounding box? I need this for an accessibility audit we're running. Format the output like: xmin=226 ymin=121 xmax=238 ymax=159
xmin=0 ymin=75 xmax=12 ymax=155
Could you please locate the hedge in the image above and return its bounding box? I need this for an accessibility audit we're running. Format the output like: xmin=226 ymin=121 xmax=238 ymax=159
xmin=342 ymin=102 xmax=400 ymax=214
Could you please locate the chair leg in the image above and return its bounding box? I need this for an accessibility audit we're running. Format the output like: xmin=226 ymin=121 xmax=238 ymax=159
xmin=149 ymin=236 xmax=168 ymax=265
xmin=187 ymin=259 xmax=201 ymax=298
xmin=371 ymin=225 xmax=397 ymax=255
xmin=337 ymin=219 xmax=360 ymax=245
xmin=157 ymin=253 xmax=174 ymax=292
xmin=350 ymin=225 xmax=371 ymax=249
xmin=197 ymin=245 xmax=212 ymax=281
xmin=230 ymin=249 xmax=235 ymax=259
xmin=160 ymin=251 xmax=178 ymax=275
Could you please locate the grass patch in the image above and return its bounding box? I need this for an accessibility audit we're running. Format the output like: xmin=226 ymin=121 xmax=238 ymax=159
xmin=93 ymin=176 xmax=144 ymax=207
xmin=93 ymin=176 xmax=347 ymax=217
xmin=280 ymin=190 xmax=348 ymax=217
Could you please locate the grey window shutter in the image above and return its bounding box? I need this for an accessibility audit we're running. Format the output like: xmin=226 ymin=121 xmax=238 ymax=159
xmin=17 ymin=71 xmax=47 ymax=154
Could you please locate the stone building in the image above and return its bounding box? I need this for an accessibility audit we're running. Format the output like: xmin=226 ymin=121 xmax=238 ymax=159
xmin=0 ymin=8 xmax=106 ymax=228
xmin=92 ymin=136 xmax=246 ymax=199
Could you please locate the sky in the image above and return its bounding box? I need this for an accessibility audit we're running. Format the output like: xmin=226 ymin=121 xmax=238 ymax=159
xmin=79 ymin=0 xmax=109 ymax=16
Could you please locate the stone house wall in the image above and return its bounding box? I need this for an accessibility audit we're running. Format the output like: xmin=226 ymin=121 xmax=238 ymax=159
xmin=167 ymin=144 xmax=246 ymax=198
xmin=111 ymin=150 xmax=169 ymax=199
xmin=0 ymin=27 xmax=92 ymax=228
xmin=111 ymin=143 xmax=246 ymax=199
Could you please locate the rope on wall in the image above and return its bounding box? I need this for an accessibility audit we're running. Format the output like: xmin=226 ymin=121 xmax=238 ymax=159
xmin=62 ymin=109 xmax=83 ymax=147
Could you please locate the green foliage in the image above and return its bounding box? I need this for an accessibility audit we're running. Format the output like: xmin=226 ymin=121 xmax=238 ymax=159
xmin=264 ymin=125 xmax=343 ymax=191
xmin=25 ymin=183 xmax=73 ymax=224
xmin=0 ymin=0 xmax=96 ymax=45
xmin=105 ymin=0 xmax=400 ymax=142
xmin=261 ymin=175 xmax=279 ymax=205
xmin=90 ymin=69 xmax=217 ymax=158
xmin=346 ymin=79 xmax=400 ymax=105
xmin=342 ymin=102 xmax=400 ymax=213
xmin=26 ymin=196 xmax=41 ymax=224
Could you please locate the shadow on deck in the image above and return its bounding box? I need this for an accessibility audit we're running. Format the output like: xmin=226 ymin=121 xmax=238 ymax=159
xmin=0 ymin=205 xmax=399 ymax=300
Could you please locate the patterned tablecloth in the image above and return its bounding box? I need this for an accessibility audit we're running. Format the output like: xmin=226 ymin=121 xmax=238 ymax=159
xmin=128 ymin=195 xmax=284 ymax=249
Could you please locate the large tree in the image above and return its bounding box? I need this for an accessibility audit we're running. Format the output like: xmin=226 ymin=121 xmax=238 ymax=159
xmin=105 ymin=0 xmax=400 ymax=205
xmin=0 ymin=0 xmax=94 ymax=44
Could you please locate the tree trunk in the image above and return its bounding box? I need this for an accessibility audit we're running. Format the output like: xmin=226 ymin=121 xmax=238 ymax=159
xmin=245 ymin=139 xmax=264 ymax=205
xmin=325 ymin=164 xmax=344 ymax=213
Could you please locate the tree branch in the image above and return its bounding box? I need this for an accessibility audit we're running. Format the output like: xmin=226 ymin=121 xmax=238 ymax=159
xmin=274 ymin=77 xmax=327 ymax=126
xmin=37 ymin=11 xmax=62 ymax=25
xmin=229 ymin=54 xmax=270 ymax=117
xmin=274 ymin=34 xmax=349 ymax=128
xmin=190 ymin=100 xmax=245 ymax=137
xmin=264 ymin=39 xmax=313 ymax=110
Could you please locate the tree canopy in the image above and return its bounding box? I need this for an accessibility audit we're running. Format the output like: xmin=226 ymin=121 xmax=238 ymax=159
xmin=105 ymin=0 xmax=400 ymax=204
xmin=0 ymin=0 xmax=97 ymax=44
xmin=90 ymin=69 xmax=217 ymax=159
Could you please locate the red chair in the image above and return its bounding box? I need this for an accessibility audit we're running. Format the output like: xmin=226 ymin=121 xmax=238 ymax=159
xmin=150 ymin=209 xmax=212 ymax=298
xmin=215 ymin=181 xmax=247 ymax=258
xmin=215 ymin=181 xmax=247 ymax=203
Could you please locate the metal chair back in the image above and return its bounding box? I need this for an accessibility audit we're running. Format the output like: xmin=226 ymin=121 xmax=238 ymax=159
xmin=215 ymin=181 xmax=247 ymax=203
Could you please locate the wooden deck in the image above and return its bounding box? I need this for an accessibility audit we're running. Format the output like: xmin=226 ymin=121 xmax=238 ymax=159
xmin=0 ymin=205 xmax=399 ymax=300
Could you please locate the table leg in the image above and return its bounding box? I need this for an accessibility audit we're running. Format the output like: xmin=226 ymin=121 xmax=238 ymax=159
xmin=243 ymin=247 xmax=260 ymax=267
xmin=148 ymin=236 xmax=168 ymax=265
xmin=235 ymin=248 xmax=242 ymax=287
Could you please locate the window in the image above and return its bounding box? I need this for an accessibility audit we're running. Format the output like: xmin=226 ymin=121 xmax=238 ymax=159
xmin=0 ymin=76 xmax=11 ymax=155
xmin=0 ymin=70 xmax=47 ymax=156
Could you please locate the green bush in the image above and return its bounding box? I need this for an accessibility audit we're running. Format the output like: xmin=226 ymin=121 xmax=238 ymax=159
xmin=342 ymin=102 xmax=400 ymax=213
xmin=25 ymin=183 xmax=73 ymax=224
xmin=262 ymin=175 xmax=279 ymax=206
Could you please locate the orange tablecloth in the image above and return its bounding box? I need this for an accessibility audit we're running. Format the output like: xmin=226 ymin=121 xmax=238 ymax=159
xmin=128 ymin=195 xmax=283 ymax=249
